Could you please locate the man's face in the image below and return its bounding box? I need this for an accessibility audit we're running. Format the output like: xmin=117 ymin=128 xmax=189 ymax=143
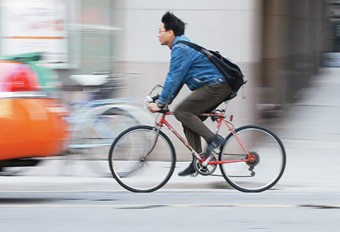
xmin=158 ymin=23 xmax=174 ymax=47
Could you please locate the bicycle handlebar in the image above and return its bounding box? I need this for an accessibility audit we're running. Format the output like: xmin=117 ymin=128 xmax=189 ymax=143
xmin=145 ymin=92 xmax=170 ymax=113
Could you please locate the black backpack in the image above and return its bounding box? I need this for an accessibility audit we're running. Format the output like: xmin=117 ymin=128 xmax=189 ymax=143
xmin=178 ymin=41 xmax=246 ymax=99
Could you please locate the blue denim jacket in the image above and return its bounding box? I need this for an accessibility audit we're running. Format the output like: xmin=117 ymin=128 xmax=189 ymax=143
xmin=158 ymin=35 xmax=226 ymax=105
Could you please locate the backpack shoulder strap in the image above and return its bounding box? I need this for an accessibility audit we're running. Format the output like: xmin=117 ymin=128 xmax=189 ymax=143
xmin=177 ymin=40 xmax=205 ymax=52
xmin=178 ymin=41 xmax=217 ymax=62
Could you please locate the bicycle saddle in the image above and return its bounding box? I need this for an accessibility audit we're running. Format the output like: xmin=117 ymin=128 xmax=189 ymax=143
xmin=70 ymin=74 xmax=109 ymax=87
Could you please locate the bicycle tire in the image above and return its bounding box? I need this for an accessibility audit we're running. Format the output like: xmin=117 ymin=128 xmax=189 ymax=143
xmin=109 ymin=125 xmax=176 ymax=192
xmin=219 ymin=125 xmax=286 ymax=192
xmin=65 ymin=107 xmax=139 ymax=177
xmin=82 ymin=107 xmax=139 ymax=176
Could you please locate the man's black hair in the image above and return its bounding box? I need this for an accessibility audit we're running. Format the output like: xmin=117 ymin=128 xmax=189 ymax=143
xmin=161 ymin=11 xmax=185 ymax=36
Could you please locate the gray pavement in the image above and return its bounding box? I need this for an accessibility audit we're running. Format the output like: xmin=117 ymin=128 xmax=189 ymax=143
xmin=272 ymin=67 xmax=340 ymax=192
xmin=1 ymin=67 xmax=340 ymax=193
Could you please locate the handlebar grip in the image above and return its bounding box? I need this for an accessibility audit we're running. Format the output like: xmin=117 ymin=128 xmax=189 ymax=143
xmin=159 ymin=107 xmax=169 ymax=113
xmin=152 ymin=94 xmax=160 ymax=102
xmin=147 ymin=94 xmax=160 ymax=103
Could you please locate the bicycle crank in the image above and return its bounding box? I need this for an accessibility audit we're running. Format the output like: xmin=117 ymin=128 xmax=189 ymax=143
xmin=193 ymin=153 xmax=217 ymax=176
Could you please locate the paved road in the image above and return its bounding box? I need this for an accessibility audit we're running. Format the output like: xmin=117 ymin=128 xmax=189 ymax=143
xmin=0 ymin=190 xmax=339 ymax=232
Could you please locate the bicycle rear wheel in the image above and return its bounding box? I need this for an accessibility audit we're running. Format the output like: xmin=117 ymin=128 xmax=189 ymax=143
xmin=219 ymin=125 xmax=286 ymax=192
xmin=109 ymin=125 xmax=176 ymax=192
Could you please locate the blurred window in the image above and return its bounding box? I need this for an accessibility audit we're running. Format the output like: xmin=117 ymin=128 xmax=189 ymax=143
xmin=79 ymin=0 xmax=114 ymax=72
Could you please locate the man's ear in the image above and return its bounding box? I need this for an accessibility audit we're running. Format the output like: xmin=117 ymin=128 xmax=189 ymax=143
xmin=168 ymin=30 xmax=175 ymax=38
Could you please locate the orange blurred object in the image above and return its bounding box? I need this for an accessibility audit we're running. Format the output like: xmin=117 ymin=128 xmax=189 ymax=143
xmin=0 ymin=97 xmax=68 ymax=160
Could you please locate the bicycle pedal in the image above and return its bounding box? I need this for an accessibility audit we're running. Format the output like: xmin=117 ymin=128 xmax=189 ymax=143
xmin=191 ymin=172 xmax=199 ymax=177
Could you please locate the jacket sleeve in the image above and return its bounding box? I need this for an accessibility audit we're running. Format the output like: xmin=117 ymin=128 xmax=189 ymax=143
xmin=158 ymin=45 xmax=192 ymax=105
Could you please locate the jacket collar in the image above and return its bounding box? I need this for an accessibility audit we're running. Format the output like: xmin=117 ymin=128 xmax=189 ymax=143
xmin=171 ymin=35 xmax=190 ymax=49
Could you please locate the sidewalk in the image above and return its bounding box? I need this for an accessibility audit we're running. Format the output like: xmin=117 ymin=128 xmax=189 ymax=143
xmin=271 ymin=67 xmax=340 ymax=192
xmin=1 ymin=68 xmax=340 ymax=192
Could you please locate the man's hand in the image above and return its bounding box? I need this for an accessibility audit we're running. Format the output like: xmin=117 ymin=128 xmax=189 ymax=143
xmin=147 ymin=102 xmax=161 ymax=113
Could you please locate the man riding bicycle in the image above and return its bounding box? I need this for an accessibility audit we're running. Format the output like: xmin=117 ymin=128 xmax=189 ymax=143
xmin=147 ymin=11 xmax=231 ymax=176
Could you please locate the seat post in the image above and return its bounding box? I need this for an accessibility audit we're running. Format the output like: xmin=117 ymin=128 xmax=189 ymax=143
xmin=222 ymin=100 xmax=229 ymax=113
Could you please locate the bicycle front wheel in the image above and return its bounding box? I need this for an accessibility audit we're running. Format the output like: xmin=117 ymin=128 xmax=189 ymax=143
xmin=219 ymin=125 xmax=286 ymax=192
xmin=109 ymin=125 xmax=176 ymax=192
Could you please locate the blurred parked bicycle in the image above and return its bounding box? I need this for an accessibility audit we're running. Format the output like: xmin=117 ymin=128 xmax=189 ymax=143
xmin=61 ymin=72 xmax=152 ymax=177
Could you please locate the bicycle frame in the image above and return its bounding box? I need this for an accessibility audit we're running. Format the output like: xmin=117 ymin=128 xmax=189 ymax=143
xmin=153 ymin=102 xmax=254 ymax=166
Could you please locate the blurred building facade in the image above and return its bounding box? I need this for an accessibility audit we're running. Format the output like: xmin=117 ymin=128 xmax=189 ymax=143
xmin=0 ymin=0 xmax=333 ymax=160
xmin=325 ymin=0 xmax=340 ymax=66
xmin=0 ymin=0 xmax=332 ymax=121
xmin=113 ymin=0 xmax=262 ymax=127
xmin=260 ymin=0 xmax=329 ymax=118
xmin=112 ymin=0 xmax=330 ymax=124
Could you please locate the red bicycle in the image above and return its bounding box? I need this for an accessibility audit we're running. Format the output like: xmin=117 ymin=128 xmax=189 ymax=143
xmin=109 ymin=85 xmax=286 ymax=193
